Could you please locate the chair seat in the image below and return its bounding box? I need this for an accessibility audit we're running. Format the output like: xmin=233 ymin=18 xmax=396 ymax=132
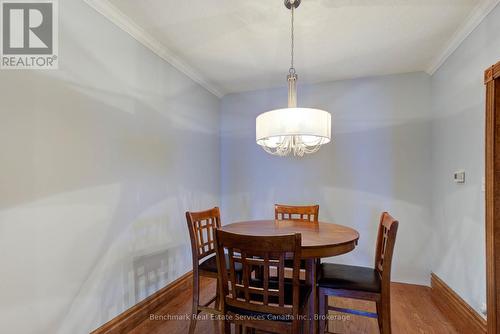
xmin=199 ymin=254 xmax=242 ymax=273
xmin=318 ymin=263 xmax=381 ymax=293
xmin=284 ymin=258 xmax=306 ymax=269
xmin=228 ymin=280 xmax=311 ymax=322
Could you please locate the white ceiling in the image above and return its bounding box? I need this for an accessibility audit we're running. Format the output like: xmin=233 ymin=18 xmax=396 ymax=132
xmin=91 ymin=0 xmax=497 ymax=96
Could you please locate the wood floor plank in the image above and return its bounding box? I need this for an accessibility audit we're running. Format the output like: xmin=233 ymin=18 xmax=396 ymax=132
xmin=129 ymin=278 xmax=459 ymax=334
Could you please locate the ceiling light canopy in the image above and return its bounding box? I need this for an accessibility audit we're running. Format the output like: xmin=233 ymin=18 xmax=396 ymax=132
xmin=256 ymin=0 xmax=332 ymax=157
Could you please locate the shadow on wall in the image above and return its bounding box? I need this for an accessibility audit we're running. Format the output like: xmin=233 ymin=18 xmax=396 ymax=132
xmin=222 ymin=117 xmax=432 ymax=211
xmin=0 ymin=38 xmax=220 ymax=334
xmin=221 ymin=118 xmax=433 ymax=285
xmin=133 ymin=245 xmax=185 ymax=302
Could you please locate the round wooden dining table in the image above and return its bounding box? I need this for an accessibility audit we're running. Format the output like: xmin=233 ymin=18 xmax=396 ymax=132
xmin=220 ymin=220 xmax=360 ymax=334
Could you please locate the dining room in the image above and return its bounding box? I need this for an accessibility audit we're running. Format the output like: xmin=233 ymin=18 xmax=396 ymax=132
xmin=1 ymin=0 xmax=500 ymax=333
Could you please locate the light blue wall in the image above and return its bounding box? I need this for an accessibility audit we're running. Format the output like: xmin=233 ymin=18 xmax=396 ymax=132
xmin=0 ymin=0 xmax=220 ymax=333
xmin=430 ymin=3 xmax=500 ymax=317
xmin=1 ymin=0 xmax=498 ymax=332
xmin=221 ymin=72 xmax=433 ymax=286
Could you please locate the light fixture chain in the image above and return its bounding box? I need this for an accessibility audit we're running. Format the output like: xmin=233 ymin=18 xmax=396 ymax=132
xmin=255 ymin=0 xmax=331 ymax=157
xmin=290 ymin=4 xmax=294 ymax=72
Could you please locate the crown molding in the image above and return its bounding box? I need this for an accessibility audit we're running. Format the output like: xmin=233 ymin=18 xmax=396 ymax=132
xmin=426 ymin=0 xmax=500 ymax=75
xmin=83 ymin=0 xmax=225 ymax=98
xmin=85 ymin=0 xmax=499 ymax=91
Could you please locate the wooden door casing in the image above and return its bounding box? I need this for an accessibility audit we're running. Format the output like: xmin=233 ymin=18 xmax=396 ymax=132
xmin=485 ymin=61 xmax=500 ymax=334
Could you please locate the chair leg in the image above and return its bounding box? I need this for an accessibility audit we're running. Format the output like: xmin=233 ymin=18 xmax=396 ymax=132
xmin=215 ymin=278 xmax=221 ymax=310
xmin=376 ymin=300 xmax=383 ymax=334
xmin=381 ymin=297 xmax=391 ymax=334
xmin=214 ymin=315 xmax=223 ymax=334
xmin=245 ymin=327 xmax=255 ymax=334
xmin=189 ymin=272 xmax=199 ymax=334
xmin=224 ymin=320 xmax=231 ymax=334
xmin=319 ymin=288 xmax=328 ymax=334
xmin=292 ymin=319 xmax=301 ymax=334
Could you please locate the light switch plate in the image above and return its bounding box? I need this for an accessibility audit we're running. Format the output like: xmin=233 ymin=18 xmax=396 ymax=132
xmin=454 ymin=170 xmax=465 ymax=184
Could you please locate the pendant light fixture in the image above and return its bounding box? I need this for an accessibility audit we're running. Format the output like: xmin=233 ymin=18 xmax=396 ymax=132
xmin=256 ymin=0 xmax=332 ymax=157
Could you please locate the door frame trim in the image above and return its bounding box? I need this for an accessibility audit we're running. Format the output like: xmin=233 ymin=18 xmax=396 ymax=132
xmin=485 ymin=60 xmax=500 ymax=334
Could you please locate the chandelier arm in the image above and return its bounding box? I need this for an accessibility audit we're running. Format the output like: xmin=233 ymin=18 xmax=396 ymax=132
xmin=258 ymin=135 xmax=326 ymax=157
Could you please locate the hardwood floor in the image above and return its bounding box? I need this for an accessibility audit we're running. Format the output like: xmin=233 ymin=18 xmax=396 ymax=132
xmin=129 ymin=277 xmax=458 ymax=334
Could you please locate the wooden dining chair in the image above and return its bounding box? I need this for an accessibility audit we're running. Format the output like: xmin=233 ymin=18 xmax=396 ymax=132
xmin=317 ymin=212 xmax=399 ymax=334
xmin=215 ymin=229 xmax=310 ymax=334
xmin=275 ymin=204 xmax=320 ymax=223
xmin=275 ymin=204 xmax=319 ymax=272
xmin=186 ymin=207 xmax=242 ymax=334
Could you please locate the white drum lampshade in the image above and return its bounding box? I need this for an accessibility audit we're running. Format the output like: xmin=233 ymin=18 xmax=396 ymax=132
xmin=254 ymin=0 xmax=332 ymax=157
xmin=256 ymin=108 xmax=331 ymax=156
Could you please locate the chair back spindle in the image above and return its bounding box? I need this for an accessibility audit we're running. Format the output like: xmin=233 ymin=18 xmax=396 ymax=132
xmin=215 ymin=230 xmax=302 ymax=318
xmin=374 ymin=212 xmax=399 ymax=284
xmin=275 ymin=204 xmax=319 ymax=223
xmin=186 ymin=207 xmax=221 ymax=265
